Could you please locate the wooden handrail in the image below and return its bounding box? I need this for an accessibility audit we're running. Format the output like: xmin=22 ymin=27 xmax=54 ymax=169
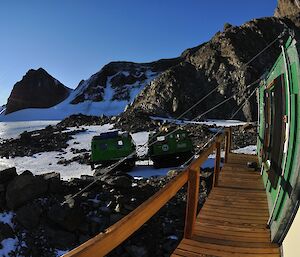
xmin=63 ymin=170 xmax=189 ymax=257
xmin=63 ymin=132 xmax=229 ymax=257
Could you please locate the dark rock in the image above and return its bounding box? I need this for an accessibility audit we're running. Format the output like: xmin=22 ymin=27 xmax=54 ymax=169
xmin=57 ymin=114 xmax=110 ymax=128
xmin=0 ymin=222 xmax=14 ymax=241
xmin=162 ymin=238 xmax=178 ymax=253
xmin=41 ymin=172 xmax=64 ymax=194
xmin=47 ymin=203 xmax=85 ymax=232
xmin=5 ymin=68 xmax=71 ymax=114
xmin=6 ymin=174 xmax=48 ymax=209
xmin=126 ymin=245 xmax=148 ymax=257
xmin=109 ymin=213 xmax=125 ymax=226
xmin=105 ymin=176 xmax=133 ymax=189
xmin=44 ymin=226 xmax=77 ymax=249
xmin=0 ymin=167 xmax=17 ymax=186
xmin=21 ymin=170 xmax=33 ymax=176
xmin=16 ymin=203 xmax=42 ymax=230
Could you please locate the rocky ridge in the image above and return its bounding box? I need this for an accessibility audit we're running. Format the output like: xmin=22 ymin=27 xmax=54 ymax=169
xmin=71 ymin=59 xmax=180 ymax=105
xmin=121 ymin=17 xmax=300 ymax=124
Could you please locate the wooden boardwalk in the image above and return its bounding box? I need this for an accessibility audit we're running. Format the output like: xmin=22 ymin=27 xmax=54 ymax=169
xmin=172 ymin=153 xmax=280 ymax=257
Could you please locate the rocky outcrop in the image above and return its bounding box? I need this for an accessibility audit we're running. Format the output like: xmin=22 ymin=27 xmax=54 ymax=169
xmin=0 ymin=167 xmax=201 ymax=256
xmin=121 ymin=17 xmax=299 ymax=122
xmin=275 ymin=0 xmax=300 ymax=17
xmin=70 ymin=59 xmax=181 ymax=104
xmin=5 ymin=68 xmax=71 ymax=114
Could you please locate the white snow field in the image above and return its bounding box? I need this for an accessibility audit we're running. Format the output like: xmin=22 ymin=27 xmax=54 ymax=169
xmin=0 ymin=120 xmax=220 ymax=180
xmin=0 ymin=120 xmax=60 ymax=140
xmin=151 ymin=116 xmax=248 ymax=127
xmin=0 ymin=124 xmax=114 ymax=180
xmin=0 ymin=71 xmax=158 ymax=122
xmin=232 ymin=145 xmax=257 ymax=155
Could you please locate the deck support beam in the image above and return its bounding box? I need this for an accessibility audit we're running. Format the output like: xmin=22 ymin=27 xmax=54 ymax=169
xmin=224 ymin=127 xmax=232 ymax=163
xmin=213 ymin=141 xmax=221 ymax=187
xmin=184 ymin=168 xmax=200 ymax=239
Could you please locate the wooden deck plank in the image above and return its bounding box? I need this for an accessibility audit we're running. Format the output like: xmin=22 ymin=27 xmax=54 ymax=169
xmin=172 ymin=153 xmax=280 ymax=257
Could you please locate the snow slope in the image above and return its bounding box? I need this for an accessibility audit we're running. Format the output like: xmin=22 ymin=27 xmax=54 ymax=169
xmin=151 ymin=116 xmax=248 ymax=127
xmin=0 ymin=120 xmax=60 ymax=140
xmin=0 ymin=70 xmax=158 ymax=122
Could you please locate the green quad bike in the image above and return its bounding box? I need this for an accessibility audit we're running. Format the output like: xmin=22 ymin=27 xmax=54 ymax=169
xmin=91 ymin=131 xmax=136 ymax=171
xmin=148 ymin=129 xmax=194 ymax=168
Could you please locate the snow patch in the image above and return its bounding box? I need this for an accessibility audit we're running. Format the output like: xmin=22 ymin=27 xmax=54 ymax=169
xmin=0 ymin=238 xmax=18 ymax=256
xmin=55 ymin=249 xmax=69 ymax=257
xmin=0 ymin=212 xmax=14 ymax=227
xmin=151 ymin=116 xmax=248 ymax=127
xmin=0 ymin=120 xmax=60 ymax=140
xmin=232 ymin=145 xmax=257 ymax=155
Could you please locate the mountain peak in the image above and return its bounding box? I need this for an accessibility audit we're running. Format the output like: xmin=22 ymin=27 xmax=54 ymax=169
xmin=5 ymin=68 xmax=71 ymax=114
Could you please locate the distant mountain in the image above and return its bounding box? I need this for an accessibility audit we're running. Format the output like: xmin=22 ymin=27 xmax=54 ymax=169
xmin=5 ymin=68 xmax=71 ymax=114
xmin=70 ymin=59 xmax=180 ymax=105
xmin=0 ymin=59 xmax=179 ymax=121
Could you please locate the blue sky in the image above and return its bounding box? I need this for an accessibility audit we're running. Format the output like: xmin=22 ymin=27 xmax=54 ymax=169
xmin=0 ymin=0 xmax=277 ymax=105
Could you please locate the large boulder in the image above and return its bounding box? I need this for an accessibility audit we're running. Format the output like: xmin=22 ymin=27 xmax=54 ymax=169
xmin=6 ymin=174 xmax=48 ymax=209
xmin=44 ymin=226 xmax=77 ymax=250
xmin=0 ymin=167 xmax=17 ymax=186
xmin=16 ymin=203 xmax=42 ymax=230
xmin=0 ymin=222 xmax=14 ymax=241
xmin=47 ymin=203 xmax=85 ymax=232
xmin=5 ymin=68 xmax=71 ymax=114
xmin=104 ymin=175 xmax=133 ymax=189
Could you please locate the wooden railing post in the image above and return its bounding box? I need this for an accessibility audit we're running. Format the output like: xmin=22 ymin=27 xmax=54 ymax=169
xmin=184 ymin=168 xmax=200 ymax=239
xmin=213 ymin=141 xmax=221 ymax=187
xmin=224 ymin=127 xmax=232 ymax=163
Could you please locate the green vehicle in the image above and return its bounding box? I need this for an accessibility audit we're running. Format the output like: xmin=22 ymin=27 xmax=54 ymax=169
xmin=91 ymin=131 xmax=136 ymax=171
xmin=148 ymin=129 xmax=193 ymax=168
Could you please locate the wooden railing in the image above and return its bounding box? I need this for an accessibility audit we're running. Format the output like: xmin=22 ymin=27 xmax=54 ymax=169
xmin=63 ymin=129 xmax=231 ymax=257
